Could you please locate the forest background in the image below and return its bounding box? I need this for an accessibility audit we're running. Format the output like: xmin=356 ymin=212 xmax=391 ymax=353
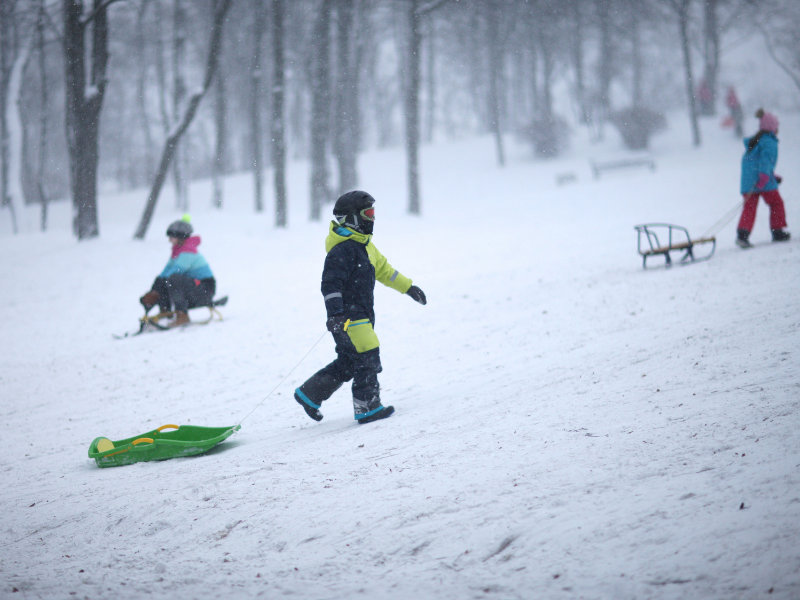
xmin=1 ymin=0 xmax=800 ymax=239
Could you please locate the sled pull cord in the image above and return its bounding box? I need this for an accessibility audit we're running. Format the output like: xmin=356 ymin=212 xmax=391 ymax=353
xmin=237 ymin=330 xmax=328 ymax=426
xmin=700 ymin=199 xmax=745 ymax=240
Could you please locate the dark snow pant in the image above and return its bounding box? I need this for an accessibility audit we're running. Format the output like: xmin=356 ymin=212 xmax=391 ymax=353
xmin=298 ymin=330 xmax=382 ymax=407
xmin=737 ymin=190 xmax=787 ymax=232
xmin=152 ymin=275 xmax=215 ymax=313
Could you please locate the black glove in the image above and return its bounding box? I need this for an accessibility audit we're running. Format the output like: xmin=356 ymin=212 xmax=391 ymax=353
xmin=406 ymin=285 xmax=427 ymax=305
xmin=776 ymin=175 xmax=783 ymax=184
xmin=326 ymin=315 xmax=347 ymax=334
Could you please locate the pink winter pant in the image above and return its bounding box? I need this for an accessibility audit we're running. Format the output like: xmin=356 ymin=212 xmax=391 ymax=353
xmin=737 ymin=189 xmax=787 ymax=232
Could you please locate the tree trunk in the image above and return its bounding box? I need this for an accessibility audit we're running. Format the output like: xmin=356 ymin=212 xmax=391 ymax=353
xmin=405 ymin=0 xmax=422 ymax=212
xmin=136 ymin=0 xmax=155 ymax=183
xmin=677 ymin=0 xmax=701 ymax=146
xmin=271 ymin=0 xmax=287 ymax=228
xmin=309 ymin=0 xmax=332 ymax=221
xmin=63 ymin=0 xmax=113 ymax=240
xmin=251 ymin=0 xmax=265 ymax=213
xmin=631 ymin=2 xmax=643 ymax=107
xmin=172 ymin=0 xmax=188 ymax=211
xmin=37 ymin=0 xmax=48 ymax=231
xmin=6 ymin=39 xmax=31 ymax=233
xmin=486 ymin=1 xmax=504 ymax=167
xmin=133 ymin=0 xmax=232 ymax=240
xmin=702 ymin=0 xmax=719 ymax=115
xmin=212 ymin=2 xmax=226 ymax=210
xmin=597 ymin=0 xmax=612 ymax=114
xmin=572 ymin=0 xmax=587 ymax=122
xmin=424 ymin=13 xmax=435 ymax=144
xmin=333 ymin=0 xmax=358 ymax=194
xmin=0 ymin=0 xmax=17 ymax=233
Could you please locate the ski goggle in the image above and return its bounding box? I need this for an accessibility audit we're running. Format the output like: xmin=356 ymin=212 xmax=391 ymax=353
xmin=360 ymin=207 xmax=375 ymax=221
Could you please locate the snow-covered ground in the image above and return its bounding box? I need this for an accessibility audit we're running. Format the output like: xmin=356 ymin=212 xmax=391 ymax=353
xmin=1 ymin=114 xmax=799 ymax=600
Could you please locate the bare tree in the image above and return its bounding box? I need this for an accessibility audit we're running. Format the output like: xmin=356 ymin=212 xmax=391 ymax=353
xmin=486 ymin=0 xmax=505 ymax=167
xmin=403 ymin=0 xmax=452 ymax=215
xmin=571 ymin=0 xmax=588 ymax=122
xmin=211 ymin=0 xmax=227 ymax=209
xmin=332 ymin=0 xmax=358 ymax=195
xmin=135 ymin=0 xmax=155 ymax=183
xmin=171 ymin=0 xmax=189 ymax=211
xmin=133 ymin=0 xmax=233 ymax=240
xmin=664 ymin=0 xmax=701 ymax=146
xmin=756 ymin=0 xmax=800 ymax=95
xmin=701 ymin=0 xmax=719 ymax=114
xmin=0 ymin=0 xmax=19 ymax=234
xmin=36 ymin=0 xmax=49 ymax=231
xmin=309 ymin=0 xmax=332 ymax=220
xmin=271 ymin=0 xmax=287 ymax=228
xmin=63 ymin=0 xmax=121 ymax=240
xmin=251 ymin=0 xmax=266 ymax=213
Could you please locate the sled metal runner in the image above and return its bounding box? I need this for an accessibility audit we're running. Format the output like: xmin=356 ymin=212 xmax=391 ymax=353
xmin=634 ymin=224 xmax=716 ymax=269
xmin=88 ymin=424 xmax=240 ymax=467
xmin=114 ymin=296 xmax=228 ymax=338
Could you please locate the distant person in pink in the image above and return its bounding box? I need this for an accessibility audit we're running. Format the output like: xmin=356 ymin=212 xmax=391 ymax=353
xmin=725 ymin=86 xmax=743 ymax=137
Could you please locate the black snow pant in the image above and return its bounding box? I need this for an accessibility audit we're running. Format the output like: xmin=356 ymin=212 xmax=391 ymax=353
xmin=152 ymin=275 xmax=215 ymax=313
xmin=298 ymin=329 xmax=382 ymax=407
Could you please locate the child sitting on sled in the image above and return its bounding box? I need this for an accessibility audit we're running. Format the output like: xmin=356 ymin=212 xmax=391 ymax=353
xmin=139 ymin=215 xmax=216 ymax=328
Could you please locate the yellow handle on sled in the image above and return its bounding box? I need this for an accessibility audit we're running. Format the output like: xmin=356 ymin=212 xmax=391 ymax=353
xmin=156 ymin=424 xmax=179 ymax=433
xmin=132 ymin=438 xmax=154 ymax=446
xmin=343 ymin=319 xmax=351 ymax=332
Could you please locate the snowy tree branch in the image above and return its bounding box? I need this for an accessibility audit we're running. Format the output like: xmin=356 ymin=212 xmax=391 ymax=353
xmin=81 ymin=0 xmax=125 ymax=26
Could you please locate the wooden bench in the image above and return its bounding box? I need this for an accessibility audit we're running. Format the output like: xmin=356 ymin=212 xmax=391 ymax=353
xmin=634 ymin=224 xmax=716 ymax=269
xmin=592 ymin=158 xmax=656 ymax=179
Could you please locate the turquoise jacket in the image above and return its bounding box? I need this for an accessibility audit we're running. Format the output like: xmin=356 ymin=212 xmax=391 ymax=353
xmin=159 ymin=236 xmax=214 ymax=280
xmin=741 ymin=133 xmax=779 ymax=194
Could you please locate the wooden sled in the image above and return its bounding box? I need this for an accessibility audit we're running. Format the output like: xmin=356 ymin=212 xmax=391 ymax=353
xmin=88 ymin=424 xmax=240 ymax=467
xmin=142 ymin=295 xmax=228 ymax=331
xmin=113 ymin=296 xmax=228 ymax=338
xmin=634 ymin=224 xmax=716 ymax=269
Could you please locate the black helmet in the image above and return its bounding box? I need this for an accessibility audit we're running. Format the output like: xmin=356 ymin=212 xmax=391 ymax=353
xmin=166 ymin=216 xmax=193 ymax=240
xmin=333 ymin=191 xmax=375 ymax=234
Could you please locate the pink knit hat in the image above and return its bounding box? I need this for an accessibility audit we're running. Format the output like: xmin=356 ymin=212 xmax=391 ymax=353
xmin=757 ymin=108 xmax=779 ymax=133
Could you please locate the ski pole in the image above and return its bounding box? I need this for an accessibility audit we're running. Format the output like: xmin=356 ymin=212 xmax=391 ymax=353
xmin=237 ymin=330 xmax=328 ymax=426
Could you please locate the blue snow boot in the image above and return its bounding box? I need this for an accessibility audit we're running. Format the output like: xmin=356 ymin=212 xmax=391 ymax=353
xmin=353 ymin=397 xmax=394 ymax=424
xmin=295 ymin=389 xmax=323 ymax=421
xmin=294 ymin=371 xmax=344 ymax=422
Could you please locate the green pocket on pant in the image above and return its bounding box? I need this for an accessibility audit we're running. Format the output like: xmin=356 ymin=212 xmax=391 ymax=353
xmin=346 ymin=319 xmax=380 ymax=353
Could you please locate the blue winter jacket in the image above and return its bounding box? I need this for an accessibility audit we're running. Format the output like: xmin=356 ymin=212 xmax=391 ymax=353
xmin=159 ymin=236 xmax=214 ymax=280
xmin=741 ymin=132 xmax=779 ymax=194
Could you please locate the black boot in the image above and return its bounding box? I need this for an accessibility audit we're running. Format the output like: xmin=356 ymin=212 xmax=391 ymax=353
xmin=294 ymin=370 xmax=344 ymax=422
xmin=772 ymin=228 xmax=791 ymax=242
xmin=353 ymin=396 xmax=394 ymax=424
xmin=736 ymin=228 xmax=752 ymax=249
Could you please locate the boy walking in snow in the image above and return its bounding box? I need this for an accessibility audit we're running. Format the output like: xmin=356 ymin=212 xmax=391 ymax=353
xmin=294 ymin=191 xmax=427 ymax=424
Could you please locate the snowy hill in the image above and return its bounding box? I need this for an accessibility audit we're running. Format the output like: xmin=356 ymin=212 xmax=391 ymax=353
xmin=1 ymin=116 xmax=799 ymax=599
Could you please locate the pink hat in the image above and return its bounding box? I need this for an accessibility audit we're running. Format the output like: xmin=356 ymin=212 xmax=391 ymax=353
xmin=757 ymin=109 xmax=779 ymax=133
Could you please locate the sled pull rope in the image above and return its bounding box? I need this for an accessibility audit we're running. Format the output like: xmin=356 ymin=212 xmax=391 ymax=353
xmin=700 ymin=199 xmax=745 ymax=240
xmin=237 ymin=331 xmax=328 ymax=426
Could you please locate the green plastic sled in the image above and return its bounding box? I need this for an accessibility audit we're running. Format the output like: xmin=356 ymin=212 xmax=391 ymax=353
xmin=88 ymin=423 xmax=240 ymax=468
